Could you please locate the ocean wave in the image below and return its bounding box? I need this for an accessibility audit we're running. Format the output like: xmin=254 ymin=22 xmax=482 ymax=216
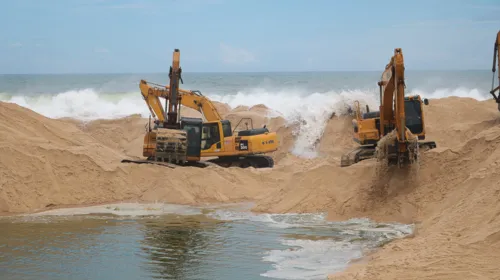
xmin=0 ymin=86 xmax=490 ymax=158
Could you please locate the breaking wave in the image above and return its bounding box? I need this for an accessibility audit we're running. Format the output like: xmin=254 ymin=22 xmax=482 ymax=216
xmin=0 ymin=86 xmax=490 ymax=158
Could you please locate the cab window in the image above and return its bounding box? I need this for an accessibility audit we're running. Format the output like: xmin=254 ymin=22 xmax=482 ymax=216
xmin=221 ymin=121 xmax=232 ymax=137
xmin=201 ymin=123 xmax=221 ymax=150
xmin=404 ymin=100 xmax=423 ymax=134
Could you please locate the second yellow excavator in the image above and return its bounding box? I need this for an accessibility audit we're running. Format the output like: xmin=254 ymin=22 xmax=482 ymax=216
xmin=123 ymin=49 xmax=278 ymax=169
xmin=341 ymin=48 xmax=437 ymax=168
xmin=490 ymin=30 xmax=500 ymax=111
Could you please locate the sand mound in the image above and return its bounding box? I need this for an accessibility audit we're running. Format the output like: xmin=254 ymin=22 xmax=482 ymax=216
xmin=247 ymin=96 xmax=500 ymax=279
xmin=71 ymin=114 xmax=147 ymax=158
xmin=317 ymin=114 xmax=358 ymax=158
xmin=0 ymin=102 xmax=280 ymax=214
xmin=329 ymin=113 xmax=500 ymax=279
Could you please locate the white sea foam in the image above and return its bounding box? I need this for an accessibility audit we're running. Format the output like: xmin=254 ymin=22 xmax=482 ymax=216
xmin=0 ymin=86 xmax=487 ymax=158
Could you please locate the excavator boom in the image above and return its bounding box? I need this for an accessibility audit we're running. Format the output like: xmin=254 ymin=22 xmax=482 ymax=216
xmin=379 ymin=48 xmax=406 ymax=143
xmin=490 ymin=30 xmax=500 ymax=111
xmin=166 ymin=49 xmax=182 ymax=128
xmin=139 ymin=80 xmax=223 ymax=123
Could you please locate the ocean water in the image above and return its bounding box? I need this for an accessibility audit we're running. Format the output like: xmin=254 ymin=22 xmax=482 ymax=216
xmin=0 ymin=203 xmax=414 ymax=280
xmin=0 ymin=70 xmax=494 ymax=157
xmin=0 ymin=71 xmax=495 ymax=157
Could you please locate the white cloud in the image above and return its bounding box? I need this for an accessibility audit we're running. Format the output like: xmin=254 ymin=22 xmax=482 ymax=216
xmin=107 ymin=3 xmax=149 ymax=9
xmin=219 ymin=42 xmax=257 ymax=65
xmin=391 ymin=18 xmax=500 ymax=28
xmin=94 ymin=47 xmax=109 ymax=53
xmin=8 ymin=42 xmax=22 ymax=48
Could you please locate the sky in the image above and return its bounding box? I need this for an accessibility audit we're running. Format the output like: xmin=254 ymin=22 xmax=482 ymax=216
xmin=1 ymin=0 xmax=499 ymax=74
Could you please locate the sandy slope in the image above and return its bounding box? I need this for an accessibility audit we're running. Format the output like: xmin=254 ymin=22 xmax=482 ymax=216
xmin=329 ymin=114 xmax=500 ymax=279
xmin=249 ymin=97 xmax=500 ymax=279
xmin=0 ymin=102 xmax=280 ymax=213
xmin=2 ymin=96 xmax=500 ymax=279
xmin=327 ymin=98 xmax=500 ymax=279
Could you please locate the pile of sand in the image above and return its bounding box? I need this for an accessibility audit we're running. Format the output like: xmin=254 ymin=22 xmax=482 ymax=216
xmin=2 ymin=95 xmax=500 ymax=279
xmin=327 ymin=99 xmax=500 ymax=279
xmin=249 ymin=97 xmax=500 ymax=279
xmin=0 ymin=102 xmax=282 ymax=213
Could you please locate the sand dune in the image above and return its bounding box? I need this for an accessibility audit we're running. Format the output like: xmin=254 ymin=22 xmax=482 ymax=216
xmin=1 ymin=96 xmax=500 ymax=279
xmin=329 ymin=101 xmax=500 ymax=279
xmin=0 ymin=102 xmax=279 ymax=213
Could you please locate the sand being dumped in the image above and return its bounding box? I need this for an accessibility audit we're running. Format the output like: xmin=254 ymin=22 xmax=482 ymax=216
xmin=2 ymin=96 xmax=500 ymax=279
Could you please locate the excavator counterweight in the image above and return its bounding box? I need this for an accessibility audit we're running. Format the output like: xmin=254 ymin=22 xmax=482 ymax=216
xmin=340 ymin=48 xmax=437 ymax=168
xmin=122 ymin=48 xmax=279 ymax=169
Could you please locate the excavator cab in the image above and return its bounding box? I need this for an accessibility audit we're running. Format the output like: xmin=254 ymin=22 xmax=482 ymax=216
xmin=180 ymin=117 xmax=203 ymax=160
xmin=201 ymin=121 xmax=222 ymax=151
xmin=351 ymin=96 xmax=429 ymax=142
xmin=404 ymin=96 xmax=428 ymax=138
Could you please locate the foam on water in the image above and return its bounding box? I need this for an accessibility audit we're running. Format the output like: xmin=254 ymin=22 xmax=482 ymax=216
xmin=5 ymin=202 xmax=414 ymax=280
xmin=208 ymin=208 xmax=413 ymax=279
xmin=207 ymin=209 xmax=330 ymax=228
xmin=21 ymin=202 xmax=203 ymax=218
xmin=261 ymin=238 xmax=365 ymax=280
xmin=0 ymin=86 xmax=486 ymax=158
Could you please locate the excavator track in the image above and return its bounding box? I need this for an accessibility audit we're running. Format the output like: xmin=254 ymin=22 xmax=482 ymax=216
xmin=340 ymin=140 xmax=437 ymax=167
xmin=207 ymin=155 xmax=275 ymax=168
xmin=121 ymin=159 xmax=178 ymax=168
xmin=121 ymin=158 xmax=211 ymax=168
xmin=121 ymin=155 xmax=274 ymax=169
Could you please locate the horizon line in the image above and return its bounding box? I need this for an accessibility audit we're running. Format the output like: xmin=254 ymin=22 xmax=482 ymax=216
xmin=0 ymin=69 xmax=492 ymax=75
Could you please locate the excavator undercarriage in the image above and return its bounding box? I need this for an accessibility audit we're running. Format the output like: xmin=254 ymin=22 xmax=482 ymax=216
xmin=207 ymin=155 xmax=275 ymax=168
xmin=340 ymin=138 xmax=436 ymax=167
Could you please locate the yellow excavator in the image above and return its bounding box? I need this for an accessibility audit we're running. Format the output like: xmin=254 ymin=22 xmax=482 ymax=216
xmin=340 ymin=48 xmax=437 ymax=168
xmin=122 ymin=49 xmax=278 ymax=168
xmin=490 ymin=30 xmax=500 ymax=111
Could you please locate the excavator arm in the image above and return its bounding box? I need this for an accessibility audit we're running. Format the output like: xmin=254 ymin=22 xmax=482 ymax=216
xmin=490 ymin=30 xmax=500 ymax=111
xmin=139 ymin=80 xmax=223 ymax=122
xmin=378 ymin=48 xmax=407 ymax=142
xmin=378 ymin=48 xmax=421 ymax=167
xmin=140 ymin=80 xmax=167 ymax=122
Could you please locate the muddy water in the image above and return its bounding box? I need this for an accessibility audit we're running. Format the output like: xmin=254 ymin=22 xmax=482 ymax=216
xmin=0 ymin=203 xmax=412 ymax=280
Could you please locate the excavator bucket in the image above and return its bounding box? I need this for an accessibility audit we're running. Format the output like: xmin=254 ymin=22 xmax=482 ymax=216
xmin=154 ymin=128 xmax=188 ymax=163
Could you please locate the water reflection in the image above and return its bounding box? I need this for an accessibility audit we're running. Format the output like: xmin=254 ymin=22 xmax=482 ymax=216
xmin=138 ymin=214 xmax=226 ymax=280
xmin=0 ymin=206 xmax=412 ymax=280
xmin=0 ymin=216 xmax=122 ymax=280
